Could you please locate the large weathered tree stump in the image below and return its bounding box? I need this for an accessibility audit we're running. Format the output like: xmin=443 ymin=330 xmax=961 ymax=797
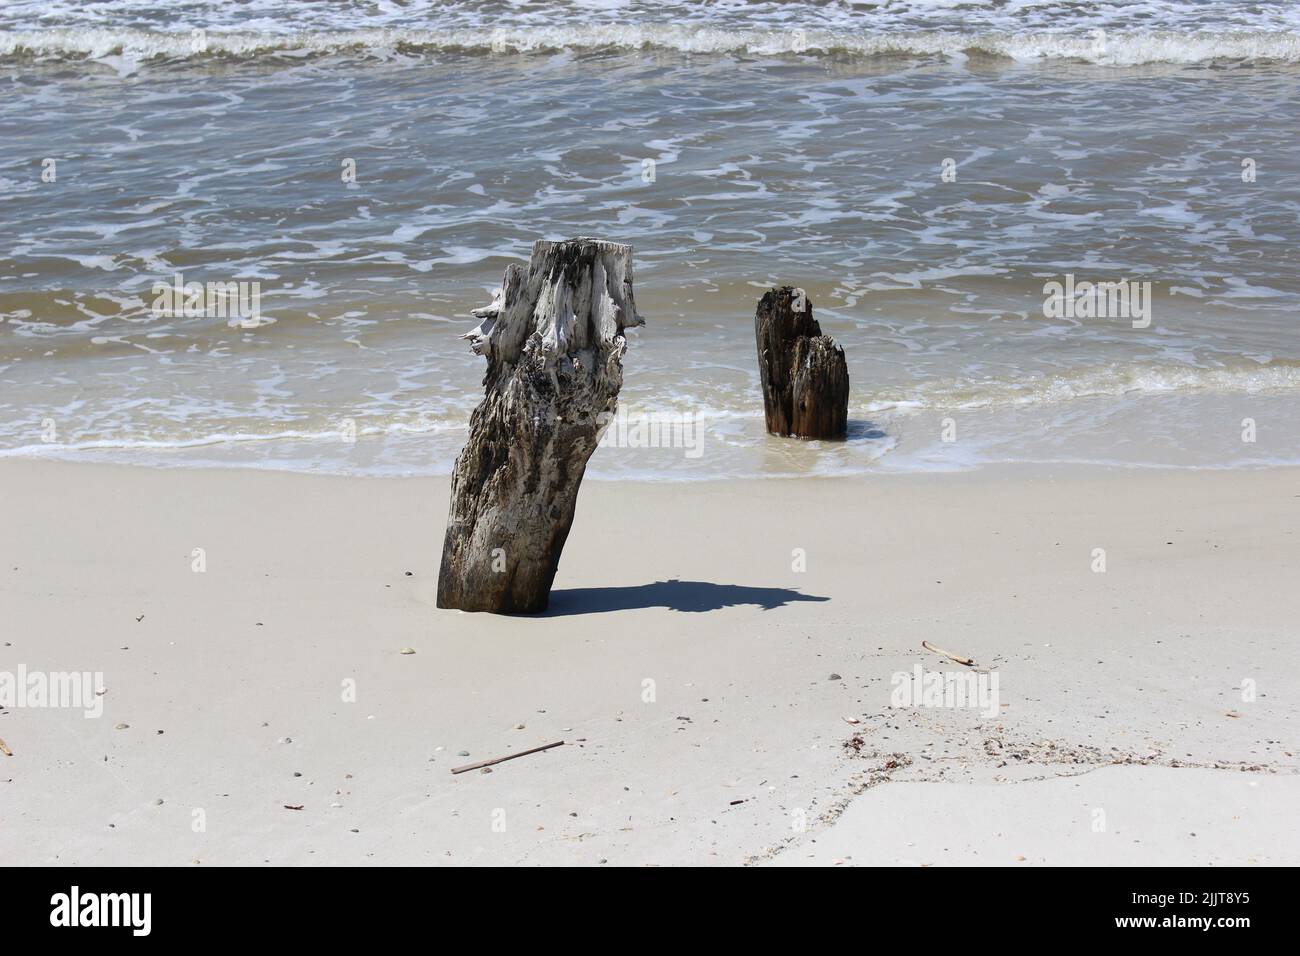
xmin=437 ymin=238 xmax=644 ymax=614
xmin=754 ymin=287 xmax=848 ymax=439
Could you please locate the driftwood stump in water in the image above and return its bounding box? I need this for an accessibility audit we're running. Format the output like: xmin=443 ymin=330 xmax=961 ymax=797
xmin=437 ymin=238 xmax=644 ymax=614
xmin=754 ymin=286 xmax=848 ymax=439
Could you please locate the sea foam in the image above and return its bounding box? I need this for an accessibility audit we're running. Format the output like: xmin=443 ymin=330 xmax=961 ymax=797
xmin=2 ymin=26 xmax=1299 ymax=66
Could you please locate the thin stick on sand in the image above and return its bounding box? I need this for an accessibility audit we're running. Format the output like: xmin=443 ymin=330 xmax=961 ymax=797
xmin=450 ymin=740 xmax=564 ymax=775
xmin=921 ymin=640 xmax=976 ymax=667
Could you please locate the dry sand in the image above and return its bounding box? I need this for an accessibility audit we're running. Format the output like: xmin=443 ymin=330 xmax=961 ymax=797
xmin=1 ymin=459 xmax=1297 ymax=866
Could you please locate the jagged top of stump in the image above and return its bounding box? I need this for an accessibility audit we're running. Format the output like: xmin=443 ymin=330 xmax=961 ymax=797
xmin=756 ymin=285 xmax=824 ymax=340
xmin=464 ymin=237 xmax=644 ymax=367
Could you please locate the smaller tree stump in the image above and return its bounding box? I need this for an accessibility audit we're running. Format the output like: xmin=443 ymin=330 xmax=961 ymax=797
xmin=754 ymin=287 xmax=848 ymax=439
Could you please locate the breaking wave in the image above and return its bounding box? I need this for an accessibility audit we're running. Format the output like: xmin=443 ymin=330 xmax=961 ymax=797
xmin=3 ymin=26 xmax=1299 ymax=67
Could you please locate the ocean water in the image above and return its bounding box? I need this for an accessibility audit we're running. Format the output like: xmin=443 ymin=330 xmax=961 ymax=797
xmin=2 ymin=0 xmax=1298 ymax=479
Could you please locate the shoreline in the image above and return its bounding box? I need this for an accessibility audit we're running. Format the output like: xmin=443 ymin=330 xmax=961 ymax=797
xmin=4 ymin=448 xmax=1300 ymax=483
xmin=3 ymin=458 xmax=1298 ymax=865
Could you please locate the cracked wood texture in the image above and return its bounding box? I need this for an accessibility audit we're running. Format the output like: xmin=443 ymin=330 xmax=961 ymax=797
xmin=754 ymin=286 xmax=848 ymax=439
xmin=437 ymin=238 xmax=643 ymax=613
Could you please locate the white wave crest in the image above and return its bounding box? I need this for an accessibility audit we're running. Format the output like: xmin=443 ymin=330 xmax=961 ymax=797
xmin=3 ymin=26 xmax=1299 ymax=66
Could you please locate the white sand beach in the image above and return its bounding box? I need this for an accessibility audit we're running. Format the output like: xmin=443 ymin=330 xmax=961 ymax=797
xmin=3 ymin=459 xmax=1296 ymax=866
xmin=6 ymin=0 xmax=1300 ymax=891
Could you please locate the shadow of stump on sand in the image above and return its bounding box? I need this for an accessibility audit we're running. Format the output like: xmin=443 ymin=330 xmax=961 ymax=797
xmin=543 ymin=578 xmax=829 ymax=616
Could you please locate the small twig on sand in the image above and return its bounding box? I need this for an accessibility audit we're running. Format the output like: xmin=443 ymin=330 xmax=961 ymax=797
xmin=921 ymin=640 xmax=975 ymax=667
xmin=451 ymin=740 xmax=564 ymax=775
xmin=0 ymin=737 xmax=11 ymax=756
